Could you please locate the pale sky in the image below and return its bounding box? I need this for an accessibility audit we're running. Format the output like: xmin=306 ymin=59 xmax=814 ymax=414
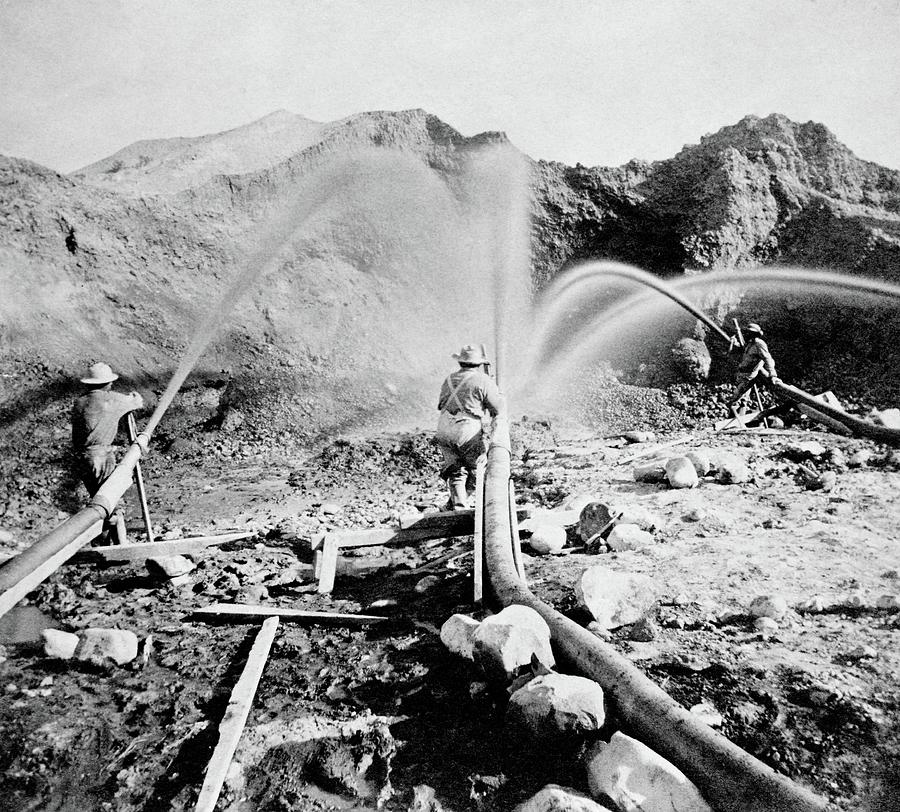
xmin=1 ymin=0 xmax=898 ymax=172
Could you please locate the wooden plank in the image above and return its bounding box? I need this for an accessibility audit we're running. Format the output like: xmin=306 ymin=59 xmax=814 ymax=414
xmin=192 ymin=603 xmax=387 ymax=625
xmin=194 ymin=617 xmax=279 ymax=812
xmin=316 ymin=536 xmax=340 ymax=594
xmin=0 ymin=519 xmax=103 ymax=618
xmin=399 ymin=508 xmax=475 ymax=530
xmin=616 ymin=437 xmax=691 ymax=465
xmin=71 ymin=531 xmax=253 ymax=563
xmin=508 ymin=480 xmax=527 ymax=585
xmin=473 ymin=460 xmax=485 ymax=606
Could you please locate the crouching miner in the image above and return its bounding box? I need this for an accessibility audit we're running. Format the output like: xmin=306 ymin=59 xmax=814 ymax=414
xmin=436 ymin=344 xmax=505 ymax=510
xmin=72 ymin=362 xmax=144 ymax=544
xmin=728 ymin=322 xmax=779 ymax=419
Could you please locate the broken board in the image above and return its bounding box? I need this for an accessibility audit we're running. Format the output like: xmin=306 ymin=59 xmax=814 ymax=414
xmin=192 ymin=602 xmax=388 ymax=625
xmin=71 ymin=531 xmax=254 ymax=563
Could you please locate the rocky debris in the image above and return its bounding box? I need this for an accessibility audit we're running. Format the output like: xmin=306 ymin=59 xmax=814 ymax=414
xmin=848 ymin=449 xmax=871 ymax=467
xmin=628 ymin=617 xmax=658 ymax=642
xmin=606 ymin=524 xmax=654 ymax=552
xmin=472 ymin=605 xmax=555 ymax=681
xmin=41 ymin=629 xmax=79 ymax=660
xmin=689 ymin=702 xmax=723 ymax=727
xmin=685 ymin=450 xmax=713 ymax=476
xmin=507 ymin=673 xmax=606 ymax=738
xmin=585 ymin=732 xmax=713 ymax=812
xmin=75 ymin=628 xmax=139 ymax=666
xmin=576 ymin=567 xmax=657 ymax=629
xmin=847 ymin=645 xmax=878 ymax=660
xmin=633 ymin=459 xmax=668 ymax=483
xmin=578 ymin=502 xmax=614 ymax=543
xmin=514 ymin=784 xmax=613 ymax=812
xmin=749 ymin=594 xmax=788 ymax=621
xmin=665 ymin=457 xmax=699 ymax=489
xmin=145 ymin=554 xmax=195 ymax=579
xmin=528 ymin=525 xmax=568 ymax=555
xmin=716 ymin=454 xmax=750 ymax=484
xmin=872 ymin=408 xmax=900 ymax=429
xmin=670 ymin=338 xmax=711 ymax=383
xmin=440 ymin=614 xmax=481 ymax=660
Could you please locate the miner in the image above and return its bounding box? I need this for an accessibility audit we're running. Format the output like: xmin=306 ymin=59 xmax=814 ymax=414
xmin=72 ymin=362 xmax=145 ymax=543
xmin=436 ymin=344 xmax=504 ymax=510
xmin=728 ymin=322 xmax=779 ymax=417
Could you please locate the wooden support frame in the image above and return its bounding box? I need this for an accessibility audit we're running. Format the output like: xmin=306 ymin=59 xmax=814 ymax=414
xmin=194 ymin=616 xmax=279 ymax=812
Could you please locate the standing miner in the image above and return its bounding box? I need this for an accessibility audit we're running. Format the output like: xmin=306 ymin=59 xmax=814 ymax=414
xmin=436 ymin=344 xmax=504 ymax=510
xmin=728 ymin=322 xmax=779 ymax=418
xmin=72 ymin=362 xmax=144 ymax=544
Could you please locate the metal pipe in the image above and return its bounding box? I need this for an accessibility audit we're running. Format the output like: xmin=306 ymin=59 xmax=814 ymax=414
xmin=482 ymin=420 xmax=829 ymax=812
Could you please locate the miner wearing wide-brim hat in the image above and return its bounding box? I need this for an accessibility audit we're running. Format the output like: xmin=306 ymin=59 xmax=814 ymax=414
xmin=435 ymin=344 xmax=505 ymax=510
xmin=728 ymin=323 xmax=780 ymax=417
xmin=72 ymin=362 xmax=145 ymax=543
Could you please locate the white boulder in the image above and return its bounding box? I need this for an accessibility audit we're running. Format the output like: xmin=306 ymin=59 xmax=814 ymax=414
xmin=508 ymin=673 xmax=606 ymax=738
xmin=145 ymin=554 xmax=195 ymax=578
xmin=473 ymin=605 xmax=554 ymax=681
xmin=575 ymin=566 xmax=657 ymax=629
xmin=585 ymin=732 xmax=712 ymax=812
xmin=685 ymin=450 xmax=713 ymax=476
xmin=528 ymin=525 xmax=567 ymax=555
xmin=633 ymin=460 xmax=668 ymax=483
xmin=613 ymin=505 xmax=664 ymax=532
xmin=439 ymin=614 xmax=481 ymax=661
xmin=716 ymin=455 xmax=750 ymax=484
xmin=606 ymin=524 xmax=653 ymax=552
xmin=75 ymin=628 xmax=139 ymax=666
xmin=514 ymin=784 xmax=613 ymax=812
xmin=42 ymin=629 xmax=79 ymax=660
xmin=665 ymin=457 xmax=699 ymax=489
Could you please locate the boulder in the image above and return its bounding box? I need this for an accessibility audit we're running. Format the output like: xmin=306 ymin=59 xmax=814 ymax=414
xmin=473 ymin=605 xmax=554 ymax=681
xmin=528 ymin=525 xmax=567 ymax=555
xmin=578 ymin=502 xmax=614 ymax=543
xmin=685 ymin=450 xmax=712 ymax=477
xmin=716 ymin=455 xmax=750 ymax=484
xmin=665 ymin=457 xmax=699 ymax=489
xmin=633 ymin=460 xmax=668 ymax=483
xmin=42 ymin=629 xmax=79 ymax=660
xmin=748 ymin=595 xmax=788 ymax=621
xmin=514 ymin=784 xmax=613 ymax=812
xmin=606 ymin=524 xmax=653 ymax=552
xmin=146 ymin=554 xmax=195 ymax=579
xmin=614 ymin=505 xmax=664 ymax=532
xmin=440 ymin=614 xmax=481 ymax=660
xmin=575 ymin=567 xmax=657 ymax=629
xmin=784 ymin=440 xmax=828 ymax=461
xmin=508 ymin=673 xmax=606 ymax=739
xmin=585 ymin=732 xmax=713 ymax=812
xmin=873 ymin=408 xmax=900 ymax=429
xmin=75 ymin=628 xmax=139 ymax=666
xmin=628 ymin=617 xmax=658 ymax=642
xmin=670 ymin=337 xmax=711 ymax=382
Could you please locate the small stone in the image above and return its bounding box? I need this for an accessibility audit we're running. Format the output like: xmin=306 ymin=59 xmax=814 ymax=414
xmin=876 ymin=595 xmax=900 ymax=610
xmin=75 ymin=628 xmax=139 ymax=666
xmin=749 ymin=595 xmax=788 ymax=621
xmin=585 ymin=732 xmax=712 ymax=812
xmin=614 ymin=505 xmax=664 ymax=532
xmin=628 ymin=617 xmax=658 ymax=642
xmin=873 ymin=408 xmax=900 ymax=429
xmin=440 ymin=614 xmax=480 ymax=660
xmin=508 ymin=673 xmax=606 ymax=738
xmin=514 ymin=785 xmax=613 ymax=812
xmin=606 ymin=524 xmax=653 ymax=552
xmin=689 ymin=702 xmax=723 ymax=727
xmin=847 ymin=645 xmax=878 ymax=660
xmin=828 ymin=448 xmax=847 ymax=469
xmin=848 ymin=449 xmax=871 ymax=468
xmin=754 ymin=617 xmax=779 ymax=638
xmin=578 ymin=502 xmax=614 ymax=543
xmin=633 ymin=460 xmax=668 ymax=483
xmin=665 ymin=457 xmax=699 ymax=489
xmin=622 ymin=431 xmax=656 ymax=444
xmin=244 ymin=584 xmax=269 ymax=603
xmin=414 ymin=575 xmax=440 ymax=594
xmin=717 ymin=455 xmax=750 ymax=484
xmin=42 ymin=629 xmax=79 ymax=660
xmin=145 ymin=554 xmax=195 ymax=579
xmin=784 ymin=440 xmax=828 ymax=460
xmin=682 ymin=508 xmax=704 ymax=523
xmin=409 ymin=783 xmax=445 ymax=812
xmin=528 ymin=525 xmax=567 ymax=555
xmin=473 ymin=605 xmax=555 ymax=682
xmin=576 ymin=566 xmax=657 ymax=630
xmin=796 ymin=595 xmax=829 ymax=613
xmin=321 ymin=502 xmax=341 ymax=515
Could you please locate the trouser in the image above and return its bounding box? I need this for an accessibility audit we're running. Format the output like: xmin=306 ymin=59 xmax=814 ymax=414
xmin=728 ymin=373 xmax=757 ymax=409
xmin=436 ymin=422 xmax=486 ymax=509
xmin=79 ymin=449 xmax=126 ymax=543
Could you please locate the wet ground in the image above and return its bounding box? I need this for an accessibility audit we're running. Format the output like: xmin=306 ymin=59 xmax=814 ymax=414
xmin=0 ymin=421 xmax=899 ymax=811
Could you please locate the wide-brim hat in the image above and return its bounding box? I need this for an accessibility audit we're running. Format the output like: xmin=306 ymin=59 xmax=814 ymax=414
xmin=452 ymin=344 xmax=488 ymax=365
xmin=746 ymin=323 xmax=764 ymax=336
xmin=80 ymin=362 xmax=118 ymax=385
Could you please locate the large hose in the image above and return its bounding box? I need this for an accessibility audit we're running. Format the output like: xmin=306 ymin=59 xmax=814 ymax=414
xmin=482 ymin=417 xmax=830 ymax=812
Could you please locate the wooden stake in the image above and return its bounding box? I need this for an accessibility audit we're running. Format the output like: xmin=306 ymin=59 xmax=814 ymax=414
xmin=192 ymin=603 xmax=387 ymax=625
xmin=508 ymin=480 xmax=526 ymax=585
xmin=316 ymin=536 xmax=340 ymax=594
xmin=193 ymin=616 xmax=278 ymax=812
xmin=126 ymin=413 xmax=155 ymax=542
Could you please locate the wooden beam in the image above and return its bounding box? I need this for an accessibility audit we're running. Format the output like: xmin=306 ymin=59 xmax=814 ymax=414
xmin=616 ymin=437 xmax=691 ymax=465
xmin=316 ymin=536 xmax=340 ymax=594
xmin=473 ymin=460 xmax=485 ymax=605
xmin=194 ymin=616 xmax=279 ymax=812
xmin=71 ymin=531 xmax=253 ymax=563
xmin=398 ymin=508 xmax=474 ymax=529
xmin=0 ymin=519 xmax=103 ymax=618
xmin=192 ymin=603 xmax=388 ymax=625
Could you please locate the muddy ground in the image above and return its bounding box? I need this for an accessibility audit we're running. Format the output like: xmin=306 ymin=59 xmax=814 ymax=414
xmin=1 ymin=401 xmax=899 ymax=811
